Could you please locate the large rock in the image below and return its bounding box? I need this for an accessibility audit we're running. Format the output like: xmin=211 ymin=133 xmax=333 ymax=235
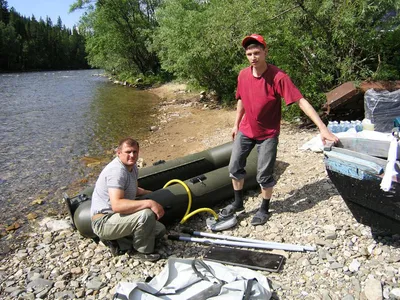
xmin=39 ymin=218 xmax=72 ymax=232
xmin=364 ymin=278 xmax=382 ymax=300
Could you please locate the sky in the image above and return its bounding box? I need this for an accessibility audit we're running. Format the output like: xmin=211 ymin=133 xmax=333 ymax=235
xmin=7 ymin=0 xmax=85 ymax=29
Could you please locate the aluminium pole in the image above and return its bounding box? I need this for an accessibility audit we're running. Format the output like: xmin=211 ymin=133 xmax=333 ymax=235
xmin=181 ymin=228 xmax=315 ymax=252
xmin=168 ymin=235 xmax=310 ymax=252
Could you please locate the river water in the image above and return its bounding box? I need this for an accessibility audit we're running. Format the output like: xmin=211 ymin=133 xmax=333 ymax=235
xmin=0 ymin=70 xmax=161 ymax=230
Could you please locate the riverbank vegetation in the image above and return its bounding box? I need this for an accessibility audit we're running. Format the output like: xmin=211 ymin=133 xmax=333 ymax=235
xmin=71 ymin=0 xmax=400 ymax=117
xmin=0 ymin=0 xmax=88 ymax=71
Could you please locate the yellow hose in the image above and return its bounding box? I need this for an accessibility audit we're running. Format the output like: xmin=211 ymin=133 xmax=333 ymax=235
xmin=163 ymin=179 xmax=219 ymax=224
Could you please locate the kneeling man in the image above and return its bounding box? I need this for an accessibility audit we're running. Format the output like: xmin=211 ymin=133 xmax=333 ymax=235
xmin=91 ymin=137 xmax=166 ymax=262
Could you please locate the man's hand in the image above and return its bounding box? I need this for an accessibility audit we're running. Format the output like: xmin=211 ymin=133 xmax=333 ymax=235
xmin=320 ymin=127 xmax=339 ymax=145
xmin=148 ymin=200 xmax=164 ymax=220
xmin=231 ymin=126 xmax=238 ymax=140
xmin=297 ymin=98 xmax=339 ymax=145
xmin=232 ymin=99 xmax=244 ymax=140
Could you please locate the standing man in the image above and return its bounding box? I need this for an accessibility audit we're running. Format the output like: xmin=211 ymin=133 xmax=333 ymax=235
xmin=91 ymin=137 xmax=166 ymax=261
xmin=219 ymin=34 xmax=338 ymax=226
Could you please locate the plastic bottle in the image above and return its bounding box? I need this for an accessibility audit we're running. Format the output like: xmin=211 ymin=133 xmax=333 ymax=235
xmin=327 ymin=121 xmax=334 ymax=132
xmin=340 ymin=121 xmax=350 ymax=132
xmin=346 ymin=121 xmax=351 ymax=131
xmin=355 ymin=120 xmax=363 ymax=132
xmin=362 ymin=118 xmax=375 ymax=131
xmin=332 ymin=121 xmax=340 ymax=133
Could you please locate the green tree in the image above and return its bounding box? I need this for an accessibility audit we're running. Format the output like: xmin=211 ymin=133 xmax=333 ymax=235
xmin=0 ymin=4 xmax=89 ymax=71
xmin=155 ymin=0 xmax=274 ymax=102
xmin=0 ymin=0 xmax=9 ymax=24
xmin=69 ymin=27 xmax=88 ymax=68
xmin=0 ymin=21 xmax=18 ymax=69
xmin=56 ymin=16 xmax=63 ymax=29
xmin=71 ymin=0 xmax=162 ymax=75
xmin=155 ymin=0 xmax=400 ymax=109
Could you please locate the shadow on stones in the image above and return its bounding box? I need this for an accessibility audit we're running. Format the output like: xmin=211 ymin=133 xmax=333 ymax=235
xmin=272 ymin=178 xmax=338 ymax=214
xmin=217 ymin=159 xmax=338 ymax=216
xmin=273 ymin=160 xmax=290 ymax=182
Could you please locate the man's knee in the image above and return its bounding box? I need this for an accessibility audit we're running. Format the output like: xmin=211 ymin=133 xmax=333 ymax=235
xmin=137 ymin=208 xmax=156 ymax=224
xmin=229 ymin=155 xmax=247 ymax=180
xmin=259 ymin=179 xmax=276 ymax=189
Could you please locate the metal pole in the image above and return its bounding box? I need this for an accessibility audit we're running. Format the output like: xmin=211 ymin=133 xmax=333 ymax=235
xmin=182 ymin=228 xmax=315 ymax=252
xmin=168 ymin=235 xmax=311 ymax=252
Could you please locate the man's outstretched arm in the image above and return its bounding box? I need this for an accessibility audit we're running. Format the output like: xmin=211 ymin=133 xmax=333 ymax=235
xmin=297 ymin=98 xmax=339 ymax=145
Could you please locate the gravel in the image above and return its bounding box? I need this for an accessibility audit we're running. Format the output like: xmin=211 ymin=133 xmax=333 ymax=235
xmin=1 ymin=124 xmax=399 ymax=299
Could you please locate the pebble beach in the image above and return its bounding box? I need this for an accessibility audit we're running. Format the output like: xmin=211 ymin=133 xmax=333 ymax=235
xmin=1 ymin=97 xmax=400 ymax=299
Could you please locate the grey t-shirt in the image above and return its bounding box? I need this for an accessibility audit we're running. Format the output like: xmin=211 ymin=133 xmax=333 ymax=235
xmin=90 ymin=157 xmax=139 ymax=216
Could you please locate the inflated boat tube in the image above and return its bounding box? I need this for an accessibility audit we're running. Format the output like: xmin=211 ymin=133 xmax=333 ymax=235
xmin=68 ymin=141 xmax=234 ymax=210
xmin=70 ymin=146 xmax=259 ymax=238
xmin=138 ymin=141 xmax=233 ymax=191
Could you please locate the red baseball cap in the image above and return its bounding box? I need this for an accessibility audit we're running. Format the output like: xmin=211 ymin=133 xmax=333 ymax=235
xmin=241 ymin=34 xmax=267 ymax=48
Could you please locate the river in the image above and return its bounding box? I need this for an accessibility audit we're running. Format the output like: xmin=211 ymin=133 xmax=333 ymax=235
xmin=0 ymin=70 xmax=161 ymax=233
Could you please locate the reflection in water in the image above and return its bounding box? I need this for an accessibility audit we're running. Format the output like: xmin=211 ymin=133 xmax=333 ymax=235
xmin=89 ymin=85 xmax=160 ymax=153
xmin=0 ymin=70 xmax=161 ymax=228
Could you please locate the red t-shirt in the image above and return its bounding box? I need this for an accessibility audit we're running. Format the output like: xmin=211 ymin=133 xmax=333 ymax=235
xmin=236 ymin=64 xmax=303 ymax=140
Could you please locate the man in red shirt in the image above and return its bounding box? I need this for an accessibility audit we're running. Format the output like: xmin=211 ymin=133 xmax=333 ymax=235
xmin=219 ymin=34 xmax=338 ymax=225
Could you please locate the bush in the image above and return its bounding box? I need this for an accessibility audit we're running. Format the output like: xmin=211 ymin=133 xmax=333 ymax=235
xmin=155 ymin=0 xmax=400 ymax=119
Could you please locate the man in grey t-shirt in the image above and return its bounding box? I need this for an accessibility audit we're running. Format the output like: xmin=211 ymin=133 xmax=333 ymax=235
xmin=91 ymin=137 xmax=166 ymax=262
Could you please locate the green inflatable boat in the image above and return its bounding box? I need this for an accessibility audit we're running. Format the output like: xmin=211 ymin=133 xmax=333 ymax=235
xmin=65 ymin=142 xmax=259 ymax=238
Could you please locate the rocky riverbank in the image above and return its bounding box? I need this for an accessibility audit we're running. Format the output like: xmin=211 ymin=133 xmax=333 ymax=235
xmin=1 ymin=84 xmax=400 ymax=299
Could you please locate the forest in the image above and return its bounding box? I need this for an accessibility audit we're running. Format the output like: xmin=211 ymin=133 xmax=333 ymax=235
xmin=2 ymin=0 xmax=399 ymax=112
xmin=0 ymin=0 xmax=88 ymax=71
xmin=70 ymin=0 xmax=400 ymax=111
